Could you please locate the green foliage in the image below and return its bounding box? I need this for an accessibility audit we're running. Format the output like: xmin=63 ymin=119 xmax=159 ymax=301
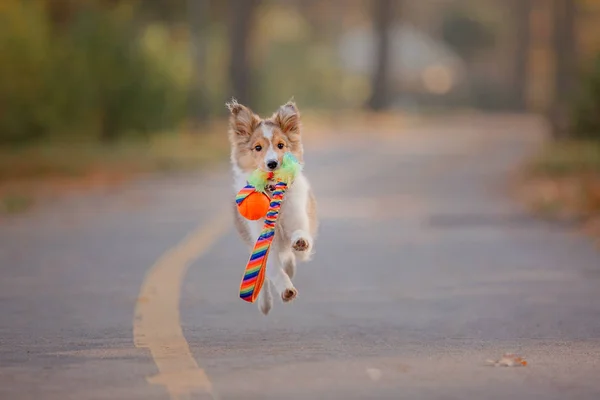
xmin=254 ymin=41 xmax=346 ymax=114
xmin=1 ymin=194 xmax=33 ymax=214
xmin=441 ymin=7 xmax=496 ymax=61
xmin=0 ymin=1 xmax=61 ymax=143
xmin=0 ymin=1 xmax=188 ymax=145
xmin=529 ymin=140 xmax=600 ymax=176
xmin=67 ymin=9 xmax=186 ymax=141
xmin=571 ymin=53 xmax=600 ymax=140
xmin=250 ymin=5 xmax=348 ymax=114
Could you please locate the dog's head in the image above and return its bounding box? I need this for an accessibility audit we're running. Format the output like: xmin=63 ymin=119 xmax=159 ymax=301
xmin=226 ymin=99 xmax=303 ymax=174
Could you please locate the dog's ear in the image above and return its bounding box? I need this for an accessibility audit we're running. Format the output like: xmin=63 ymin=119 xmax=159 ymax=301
xmin=226 ymin=99 xmax=260 ymax=137
xmin=274 ymin=100 xmax=300 ymax=135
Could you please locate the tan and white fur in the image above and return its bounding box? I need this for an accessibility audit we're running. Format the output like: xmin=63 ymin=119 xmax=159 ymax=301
xmin=226 ymin=99 xmax=318 ymax=315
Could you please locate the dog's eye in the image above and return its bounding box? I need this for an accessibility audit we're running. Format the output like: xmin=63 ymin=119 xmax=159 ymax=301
xmin=277 ymin=143 xmax=285 ymax=149
xmin=254 ymin=145 xmax=262 ymax=152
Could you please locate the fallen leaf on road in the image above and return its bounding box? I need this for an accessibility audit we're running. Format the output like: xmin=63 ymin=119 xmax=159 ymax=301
xmin=486 ymin=353 xmax=527 ymax=367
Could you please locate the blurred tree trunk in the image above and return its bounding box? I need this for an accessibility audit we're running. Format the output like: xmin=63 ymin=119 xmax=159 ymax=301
xmin=45 ymin=0 xmax=130 ymax=32
xmin=188 ymin=0 xmax=210 ymax=130
xmin=513 ymin=0 xmax=531 ymax=111
xmin=228 ymin=0 xmax=260 ymax=105
xmin=45 ymin=0 xmax=76 ymax=31
xmin=367 ymin=0 xmax=394 ymax=111
xmin=550 ymin=0 xmax=578 ymax=139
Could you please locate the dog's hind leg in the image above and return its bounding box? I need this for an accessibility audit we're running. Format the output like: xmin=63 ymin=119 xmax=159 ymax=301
xmin=258 ymin=278 xmax=273 ymax=315
xmin=279 ymin=250 xmax=296 ymax=279
xmin=266 ymin=245 xmax=298 ymax=303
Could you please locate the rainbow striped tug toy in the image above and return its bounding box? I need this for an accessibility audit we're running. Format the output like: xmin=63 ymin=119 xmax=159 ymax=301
xmin=236 ymin=152 xmax=302 ymax=303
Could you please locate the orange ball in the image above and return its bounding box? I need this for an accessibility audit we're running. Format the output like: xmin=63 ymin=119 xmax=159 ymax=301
xmin=237 ymin=191 xmax=270 ymax=220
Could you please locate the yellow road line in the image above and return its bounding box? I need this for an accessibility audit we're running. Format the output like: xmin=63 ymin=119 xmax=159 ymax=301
xmin=133 ymin=210 xmax=231 ymax=400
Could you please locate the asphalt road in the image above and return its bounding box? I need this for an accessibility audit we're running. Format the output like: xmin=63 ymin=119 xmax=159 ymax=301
xmin=1 ymin=114 xmax=599 ymax=400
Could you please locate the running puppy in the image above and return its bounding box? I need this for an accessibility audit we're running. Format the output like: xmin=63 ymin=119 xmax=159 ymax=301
xmin=226 ymin=99 xmax=318 ymax=315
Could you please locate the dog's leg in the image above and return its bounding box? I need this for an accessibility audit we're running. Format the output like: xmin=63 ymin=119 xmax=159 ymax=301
xmin=286 ymin=203 xmax=313 ymax=262
xmin=257 ymin=278 xmax=273 ymax=315
xmin=266 ymin=245 xmax=298 ymax=303
xmin=279 ymin=250 xmax=296 ymax=279
xmin=291 ymin=230 xmax=312 ymax=262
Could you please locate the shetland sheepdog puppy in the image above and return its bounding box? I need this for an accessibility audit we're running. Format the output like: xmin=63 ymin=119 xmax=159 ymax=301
xmin=226 ymin=99 xmax=318 ymax=315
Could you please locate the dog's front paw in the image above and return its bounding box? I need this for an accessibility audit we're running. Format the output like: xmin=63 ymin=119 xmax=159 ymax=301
xmin=292 ymin=238 xmax=309 ymax=252
xmin=282 ymin=287 xmax=298 ymax=302
xmin=291 ymin=230 xmax=312 ymax=253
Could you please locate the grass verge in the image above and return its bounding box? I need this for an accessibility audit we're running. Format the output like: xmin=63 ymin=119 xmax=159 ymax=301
xmin=0 ymin=122 xmax=230 ymax=215
xmin=516 ymin=139 xmax=600 ymax=241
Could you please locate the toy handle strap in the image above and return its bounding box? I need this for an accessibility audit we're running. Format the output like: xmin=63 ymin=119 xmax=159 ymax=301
xmin=239 ymin=182 xmax=287 ymax=302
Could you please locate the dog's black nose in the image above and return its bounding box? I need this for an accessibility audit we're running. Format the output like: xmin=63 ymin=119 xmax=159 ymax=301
xmin=267 ymin=160 xmax=278 ymax=170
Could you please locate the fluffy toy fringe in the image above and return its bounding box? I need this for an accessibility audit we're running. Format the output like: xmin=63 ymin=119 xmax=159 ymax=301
xmin=247 ymin=152 xmax=302 ymax=192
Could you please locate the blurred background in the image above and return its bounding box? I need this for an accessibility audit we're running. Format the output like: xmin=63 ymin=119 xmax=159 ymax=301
xmin=2 ymin=3 xmax=600 ymax=398
xmin=0 ymin=0 xmax=599 ymax=214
